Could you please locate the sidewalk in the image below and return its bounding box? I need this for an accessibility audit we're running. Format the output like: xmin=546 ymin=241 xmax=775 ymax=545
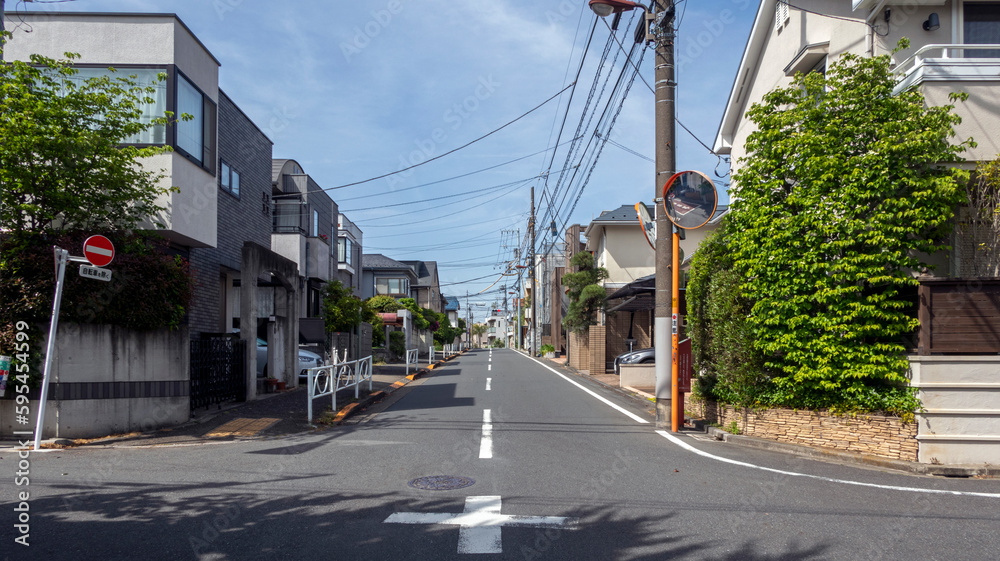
xmin=13 ymin=357 xmax=456 ymax=450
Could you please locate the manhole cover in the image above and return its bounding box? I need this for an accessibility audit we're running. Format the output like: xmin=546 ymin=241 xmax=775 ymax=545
xmin=408 ymin=475 xmax=476 ymax=491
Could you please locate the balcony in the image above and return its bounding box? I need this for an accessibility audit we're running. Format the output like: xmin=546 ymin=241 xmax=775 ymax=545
xmin=894 ymin=44 xmax=1000 ymax=160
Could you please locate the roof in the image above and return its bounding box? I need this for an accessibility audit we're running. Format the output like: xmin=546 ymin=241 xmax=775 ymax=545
xmin=271 ymin=159 xmax=305 ymax=183
xmin=444 ymin=296 xmax=460 ymax=312
xmin=362 ymin=254 xmax=413 ymax=271
xmin=400 ymin=260 xmax=439 ymax=287
xmin=593 ymin=204 xmax=653 ymax=223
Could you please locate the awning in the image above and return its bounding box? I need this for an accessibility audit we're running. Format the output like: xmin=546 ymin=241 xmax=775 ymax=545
xmin=607 ymin=274 xmax=655 ymax=300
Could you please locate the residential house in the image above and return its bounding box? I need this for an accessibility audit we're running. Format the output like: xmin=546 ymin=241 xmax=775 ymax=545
xmin=2 ymin=12 xmax=302 ymax=411
xmin=271 ymin=159 xmax=335 ymax=349
xmin=401 ymin=260 xmax=445 ymax=313
xmin=444 ymin=295 xmax=463 ymax=345
xmin=565 ymin=204 xmax=725 ymax=373
xmin=336 ymin=214 xmax=364 ymax=297
xmin=362 ymin=254 xmax=419 ymax=300
xmin=713 ymin=0 xmax=1000 ymax=464
xmin=484 ymin=312 xmax=507 ymax=348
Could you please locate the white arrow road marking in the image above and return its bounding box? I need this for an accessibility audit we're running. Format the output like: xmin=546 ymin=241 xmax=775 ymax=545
xmin=479 ymin=409 xmax=493 ymax=459
xmin=486 ymin=378 xmax=492 ymax=391
xmin=384 ymin=495 xmax=577 ymax=554
xmin=656 ymin=430 xmax=1000 ymax=499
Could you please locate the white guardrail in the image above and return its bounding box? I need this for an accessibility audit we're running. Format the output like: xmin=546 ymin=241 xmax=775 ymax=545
xmin=430 ymin=344 xmax=456 ymax=364
xmin=306 ymin=355 xmax=373 ymax=423
xmin=405 ymin=348 xmax=418 ymax=375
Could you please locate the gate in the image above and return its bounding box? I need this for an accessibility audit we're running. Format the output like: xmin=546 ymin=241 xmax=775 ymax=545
xmin=190 ymin=336 xmax=247 ymax=410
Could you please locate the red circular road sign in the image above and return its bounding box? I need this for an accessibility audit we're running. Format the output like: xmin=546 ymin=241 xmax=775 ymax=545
xmin=83 ymin=235 xmax=115 ymax=267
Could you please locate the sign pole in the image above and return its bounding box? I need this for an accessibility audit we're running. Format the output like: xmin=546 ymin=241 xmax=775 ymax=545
xmin=671 ymin=227 xmax=681 ymax=432
xmin=34 ymin=247 xmax=69 ymax=450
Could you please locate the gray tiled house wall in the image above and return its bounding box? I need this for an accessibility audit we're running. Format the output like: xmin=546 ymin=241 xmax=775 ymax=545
xmin=188 ymin=90 xmax=273 ymax=336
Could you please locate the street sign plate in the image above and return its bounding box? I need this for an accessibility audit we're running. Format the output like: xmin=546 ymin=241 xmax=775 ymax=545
xmin=83 ymin=235 xmax=115 ymax=267
xmin=79 ymin=264 xmax=112 ymax=282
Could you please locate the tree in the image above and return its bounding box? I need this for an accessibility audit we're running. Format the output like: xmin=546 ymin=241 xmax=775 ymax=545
xmin=397 ymin=298 xmax=430 ymax=330
xmin=1 ymin=51 xmax=177 ymax=234
xmin=472 ymin=323 xmax=487 ymax=347
xmin=726 ymin=40 xmax=971 ymax=415
xmin=367 ymin=294 xmax=401 ymax=313
xmin=561 ymin=251 xmax=609 ymax=334
xmin=321 ymin=280 xmax=375 ymax=333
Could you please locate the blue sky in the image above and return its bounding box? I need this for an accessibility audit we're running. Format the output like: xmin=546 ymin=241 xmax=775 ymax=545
xmin=18 ymin=0 xmax=756 ymax=322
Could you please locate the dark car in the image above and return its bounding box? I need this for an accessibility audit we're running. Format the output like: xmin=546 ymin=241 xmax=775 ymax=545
xmin=613 ymin=347 xmax=655 ymax=375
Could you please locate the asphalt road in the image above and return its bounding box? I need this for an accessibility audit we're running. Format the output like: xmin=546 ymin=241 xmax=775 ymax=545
xmin=2 ymin=348 xmax=999 ymax=560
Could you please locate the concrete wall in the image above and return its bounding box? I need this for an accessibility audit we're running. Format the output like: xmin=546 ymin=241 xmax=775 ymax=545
xmin=911 ymin=355 xmax=1000 ymax=465
xmin=0 ymin=324 xmax=190 ymax=440
xmin=620 ymin=364 xmax=655 ymax=389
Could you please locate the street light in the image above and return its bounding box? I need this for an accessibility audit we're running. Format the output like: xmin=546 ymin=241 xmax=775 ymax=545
xmin=590 ymin=0 xmax=678 ymax=431
xmin=588 ymin=0 xmax=642 ymax=17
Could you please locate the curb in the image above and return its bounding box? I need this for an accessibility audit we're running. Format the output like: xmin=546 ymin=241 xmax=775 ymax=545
xmin=700 ymin=424 xmax=1000 ymax=478
xmin=543 ymin=360 xmax=999 ymax=479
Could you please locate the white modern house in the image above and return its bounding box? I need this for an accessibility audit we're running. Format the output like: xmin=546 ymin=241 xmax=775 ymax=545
xmin=713 ymin=0 xmax=1000 ymax=465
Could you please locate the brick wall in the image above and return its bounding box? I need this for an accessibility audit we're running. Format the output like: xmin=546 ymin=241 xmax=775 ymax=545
xmin=188 ymin=90 xmax=274 ymax=337
xmin=568 ymin=330 xmax=589 ymax=372
xmin=588 ymin=324 xmax=606 ymax=374
xmin=689 ymin=399 xmax=919 ymax=462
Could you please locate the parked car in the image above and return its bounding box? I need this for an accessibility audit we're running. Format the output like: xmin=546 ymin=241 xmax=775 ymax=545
xmin=255 ymin=338 xmax=323 ymax=381
xmin=613 ymin=347 xmax=655 ymax=375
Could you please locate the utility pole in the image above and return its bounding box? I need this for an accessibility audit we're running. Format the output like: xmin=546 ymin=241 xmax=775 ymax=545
xmin=529 ymin=186 xmax=537 ymax=357
xmin=653 ymin=0 xmax=677 ymax=429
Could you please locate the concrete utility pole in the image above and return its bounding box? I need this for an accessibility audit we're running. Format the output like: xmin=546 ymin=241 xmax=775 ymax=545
xmin=529 ymin=186 xmax=537 ymax=357
xmin=653 ymin=0 xmax=677 ymax=428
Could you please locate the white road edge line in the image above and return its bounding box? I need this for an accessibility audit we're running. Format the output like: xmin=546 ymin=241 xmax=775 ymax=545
xmin=656 ymin=430 xmax=1000 ymax=499
xmin=486 ymin=378 xmax=492 ymax=391
xmin=480 ymin=409 xmax=493 ymax=459
xmin=522 ymin=354 xmax=649 ymax=424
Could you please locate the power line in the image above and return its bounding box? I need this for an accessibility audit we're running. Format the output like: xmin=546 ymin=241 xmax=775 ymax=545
xmin=317 ymin=82 xmax=576 ymax=191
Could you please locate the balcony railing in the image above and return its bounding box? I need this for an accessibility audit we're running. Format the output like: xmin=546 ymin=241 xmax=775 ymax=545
xmin=894 ymin=44 xmax=1000 ymax=93
xmin=273 ymin=196 xmax=306 ymax=234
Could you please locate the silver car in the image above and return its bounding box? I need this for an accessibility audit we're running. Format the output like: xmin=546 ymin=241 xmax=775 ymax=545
xmin=256 ymin=338 xmax=323 ymax=380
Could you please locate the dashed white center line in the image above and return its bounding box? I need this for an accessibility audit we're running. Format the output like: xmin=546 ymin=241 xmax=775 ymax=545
xmin=486 ymin=378 xmax=492 ymax=391
xmin=479 ymin=409 xmax=493 ymax=459
xmin=488 ymin=363 xmax=492 ymax=371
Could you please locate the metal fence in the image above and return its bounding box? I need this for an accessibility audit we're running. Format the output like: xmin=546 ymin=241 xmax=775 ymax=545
xmin=190 ymin=337 xmax=246 ymax=410
xmin=305 ymin=355 xmax=373 ymax=423
xmin=405 ymin=348 xmax=418 ymax=376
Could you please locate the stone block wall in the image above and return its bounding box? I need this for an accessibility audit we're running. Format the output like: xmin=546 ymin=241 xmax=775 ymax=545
xmin=689 ymin=399 xmax=918 ymax=462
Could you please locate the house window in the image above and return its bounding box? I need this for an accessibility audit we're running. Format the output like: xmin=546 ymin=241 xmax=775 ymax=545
xmin=775 ymin=0 xmax=790 ymax=30
xmin=58 ymin=67 xmax=168 ymax=144
xmin=175 ymin=71 xmax=216 ymax=173
xmin=965 ymin=2 xmax=1000 ymax=58
xmin=338 ymin=237 xmax=353 ymax=265
xmin=219 ymin=160 xmax=240 ymax=198
xmin=376 ymin=277 xmax=408 ymax=296
xmin=312 ymin=209 xmax=319 ymax=237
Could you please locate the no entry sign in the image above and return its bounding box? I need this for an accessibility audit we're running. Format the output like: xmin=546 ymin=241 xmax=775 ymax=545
xmin=83 ymin=235 xmax=115 ymax=267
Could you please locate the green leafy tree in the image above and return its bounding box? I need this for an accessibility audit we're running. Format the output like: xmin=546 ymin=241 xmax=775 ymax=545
xmin=321 ymin=280 xmax=371 ymax=333
xmin=727 ymin=40 xmax=971 ymax=415
xmin=397 ymin=298 xmax=430 ymax=330
xmin=685 ymin=222 xmax=767 ymax=407
xmin=1 ymin=51 xmax=177 ymax=234
xmin=958 ymin=155 xmax=1000 ymax=276
xmin=367 ymin=294 xmax=401 ymax=313
xmin=561 ymin=251 xmax=609 ymax=334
